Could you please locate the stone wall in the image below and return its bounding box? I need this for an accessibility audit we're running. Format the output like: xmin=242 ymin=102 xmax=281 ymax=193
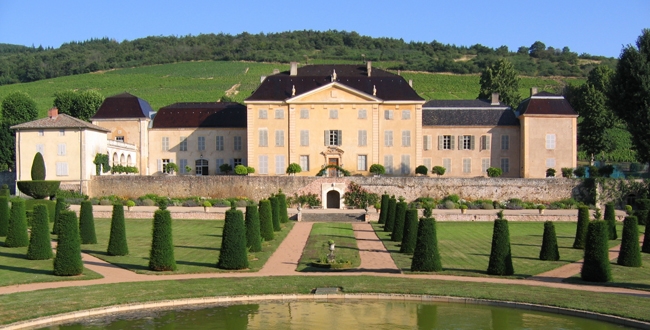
xmin=0 ymin=171 xmax=16 ymax=195
xmin=90 ymin=175 xmax=583 ymax=203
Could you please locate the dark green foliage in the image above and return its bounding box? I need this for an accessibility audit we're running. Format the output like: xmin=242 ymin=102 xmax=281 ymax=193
xmin=411 ymin=218 xmax=442 ymax=272
xmin=642 ymin=222 xmax=650 ymax=254
xmin=392 ymin=202 xmax=407 ymax=242
xmin=1 ymin=91 xmax=38 ymax=126
xmin=486 ymin=167 xmax=502 ymax=177
xmin=16 ymin=181 xmax=61 ymax=199
xmin=478 ymin=58 xmax=521 ymax=109
xmin=617 ymin=216 xmax=642 ymax=267
xmin=269 ymin=196 xmax=281 ymax=231
xmin=604 ymin=203 xmax=617 ymax=240
xmin=245 ymin=205 xmax=262 ymax=252
xmin=5 ymin=199 xmax=28 ymax=247
xmin=415 ymin=165 xmax=428 ymax=175
xmin=277 ymin=192 xmax=289 ymax=223
xmin=400 ymin=209 xmax=418 ymax=254
xmin=107 ymin=204 xmax=129 ymax=256
xmin=52 ymin=197 xmax=67 ymax=235
xmin=26 ymin=204 xmax=52 ymax=260
xmin=0 ymin=184 xmax=9 ymax=196
xmin=539 ymin=221 xmax=560 ymax=261
xmin=581 ymin=221 xmax=612 ymax=282
xmin=258 ymin=200 xmax=274 ymax=241
xmin=149 ymin=209 xmax=176 ymax=271
xmin=30 ymin=152 xmax=46 ymax=180
xmin=573 ymin=206 xmax=590 ymax=249
xmin=79 ymin=201 xmax=97 ymax=244
xmin=217 ymin=208 xmax=249 ymax=270
xmin=25 ymin=200 xmax=56 ymax=223
xmin=384 ymin=197 xmax=397 ymax=232
xmin=487 ymin=219 xmax=514 ymax=276
xmin=635 ymin=199 xmax=650 ymax=226
xmin=378 ymin=194 xmax=389 ymax=225
xmin=53 ymin=210 xmax=83 ymax=276
xmin=0 ymin=196 xmax=9 ymax=236
xmin=342 ymin=182 xmax=379 ymax=209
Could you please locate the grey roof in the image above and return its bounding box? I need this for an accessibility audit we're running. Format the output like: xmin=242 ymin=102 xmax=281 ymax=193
xmin=10 ymin=114 xmax=111 ymax=132
xmin=91 ymin=92 xmax=153 ymax=119
xmin=423 ymin=99 xmax=507 ymax=108
xmin=422 ymin=109 xmax=519 ymax=126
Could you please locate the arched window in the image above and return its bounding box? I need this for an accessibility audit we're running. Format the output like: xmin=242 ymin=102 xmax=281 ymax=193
xmin=112 ymin=152 xmax=118 ymax=166
xmin=127 ymin=154 xmax=133 ymax=167
xmin=195 ymin=159 xmax=209 ymax=176
xmin=120 ymin=154 xmax=125 ymax=165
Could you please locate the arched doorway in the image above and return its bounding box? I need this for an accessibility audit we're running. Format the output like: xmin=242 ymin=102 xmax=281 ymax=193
xmin=326 ymin=190 xmax=340 ymax=209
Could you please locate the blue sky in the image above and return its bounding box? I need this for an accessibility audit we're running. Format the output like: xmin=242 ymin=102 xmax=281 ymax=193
xmin=1 ymin=0 xmax=648 ymax=58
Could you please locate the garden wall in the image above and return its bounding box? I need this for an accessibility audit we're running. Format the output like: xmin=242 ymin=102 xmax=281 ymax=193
xmin=90 ymin=175 xmax=583 ymax=203
xmin=0 ymin=171 xmax=16 ymax=195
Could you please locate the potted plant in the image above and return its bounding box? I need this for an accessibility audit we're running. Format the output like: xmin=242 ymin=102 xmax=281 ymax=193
xmin=537 ymin=204 xmax=546 ymax=215
xmin=203 ymin=201 xmax=212 ymax=212
xmin=126 ymin=200 xmax=135 ymax=212
xmin=460 ymin=204 xmax=468 ymax=214
xmin=374 ymin=202 xmax=381 ymax=213
xmin=369 ymin=164 xmax=385 ymax=177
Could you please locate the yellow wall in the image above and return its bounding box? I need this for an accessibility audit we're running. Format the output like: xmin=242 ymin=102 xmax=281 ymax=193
xmin=520 ymin=116 xmax=577 ymax=178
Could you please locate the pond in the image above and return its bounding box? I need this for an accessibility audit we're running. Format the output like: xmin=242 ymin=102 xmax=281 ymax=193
xmin=39 ymin=300 xmax=632 ymax=329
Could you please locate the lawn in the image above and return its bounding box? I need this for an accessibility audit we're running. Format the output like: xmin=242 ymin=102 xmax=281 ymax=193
xmin=373 ymin=221 xmax=622 ymax=278
xmin=83 ymin=218 xmax=293 ymax=274
xmin=296 ymin=223 xmax=361 ymax=271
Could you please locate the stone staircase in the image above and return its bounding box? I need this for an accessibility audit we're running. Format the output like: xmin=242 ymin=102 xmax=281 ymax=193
xmin=300 ymin=211 xmax=365 ymax=222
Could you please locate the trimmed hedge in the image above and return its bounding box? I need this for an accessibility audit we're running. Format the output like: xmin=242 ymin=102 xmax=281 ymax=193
xmin=539 ymin=221 xmax=560 ymax=261
xmin=384 ymin=197 xmax=397 ymax=232
xmin=79 ymin=201 xmax=97 ymax=244
xmin=217 ymin=208 xmax=249 ymax=270
xmin=399 ymin=209 xmax=418 ymax=254
xmin=581 ymin=220 xmax=612 ymax=282
xmin=617 ymin=216 xmax=642 ymax=267
xmin=635 ymin=199 xmax=650 ymax=226
xmin=0 ymin=196 xmax=9 ymax=236
xmin=52 ymin=197 xmax=67 ymax=235
xmin=643 ymin=221 xmax=650 ymax=254
xmin=391 ymin=202 xmax=407 ymax=242
xmin=53 ymin=210 xmax=83 ymax=276
xmin=604 ymin=203 xmax=617 ymax=240
xmin=245 ymin=205 xmax=262 ymax=252
xmin=25 ymin=199 xmax=55 ymax=223
xmin=378 ymin=194 xmax=389 ymax=225
xmin=149 ymin=209 xmax=177 ymax=271
xmin=31 ymin=152 xmax=46 ymax=180
xmin=411 ymin=218 xmax=442 ymax=272
xmin=277 ymin=192 xmax=289 ymax=223
xmin=16 ymin=181 xmax=60 ymax=199
xmin=5 ymin=199 xmax=28 ymax=247
xmin=487 ymin=219 xmax=514 ymax=276
xmin=573 ymin=206 xmax=590 ymax=249
xmin=26 ymin=204 xmax=53 ymax=260
xmin=0 ymin=184 xmax=9 ymax=196
xmin=258 ymin=200 xmax=274 ymax=241
xmin=269 ymin=196 xmax=281 ymax=232
xmin=107 ymin=204 xmax=129 ymax=256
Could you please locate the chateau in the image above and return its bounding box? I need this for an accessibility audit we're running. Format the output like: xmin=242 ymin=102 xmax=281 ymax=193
xmin=11 ymin=62 xmax=577 ymax=194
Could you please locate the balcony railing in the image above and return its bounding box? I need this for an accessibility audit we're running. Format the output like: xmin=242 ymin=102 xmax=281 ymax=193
xmin=107 ymin=140 xmax=138 ymax=151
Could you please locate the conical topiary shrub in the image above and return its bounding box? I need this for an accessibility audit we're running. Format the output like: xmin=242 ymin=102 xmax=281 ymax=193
xmin=149 ymin=208 xmax=176 ymax=271
xmin=487 ymin=218 xmax=514 ymax=276
xmin=635 ymin=199 xmax=650 ymax=226
xmin=269 ymin=196 xmax=281 ymax=232
xmin=217 ymin=206 xmax=249 ymax=270
xmin=52 ymin=197 xmax=67 ymax=234
xmin=411 ymin=217 xmax=442 ymax=272
xmin=400 ymin=209 xmax=418 ymax=254
xmin=573 ymin=206 xmax=590 ymax=249
xmin=245 ymin=204 xmax=262 ymax=252
xmin=53 ymin=210 xmax=83 ymax=276
xmin=0 ymin=196 xmax=9 ymax=237
xmin=604 ymin=203 xmax=617 ymax=240
xmin=31 ymin=152 xmax=46 ymax=180
xmin=26 ymin=204 xmax=53 ymax=260
xmin=277 ymin=191 xmax=289 ymax=223
xmin=79 ymin=201 xmax=97 ymax=244
xmin=617 ymin=216 xmax=642 ymax=267
xmin=258 ymin=200 xmax=274 ymax=241
xmin=5 ymin=198 xmax=28 ymax=247
xmin=643 ymin=221 xmax=650 ymax=254
xmin=378 ymin=194 xmax=389 ymax=224
xmin=391 ymin=201 xmax=407 ymax=242
xmin=581 ymin=220 xmax=612 ymax=282
xmin=0 ymin=184 xmax=9 ymax=197
xmin=384 ymin=197 xmax=397 ymax=232
xmin=539 ymin=221 xmax=560 ymax=261
xmin=107 ymin=204 xmax=129 ymax=256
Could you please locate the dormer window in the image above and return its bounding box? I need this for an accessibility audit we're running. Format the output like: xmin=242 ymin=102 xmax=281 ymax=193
xmin=115 ymin=136 xmax=124 ymax=142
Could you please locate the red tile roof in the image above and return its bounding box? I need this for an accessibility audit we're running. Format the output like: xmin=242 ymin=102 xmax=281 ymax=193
xmin=516 ymin=93 xmax=577 ymax=116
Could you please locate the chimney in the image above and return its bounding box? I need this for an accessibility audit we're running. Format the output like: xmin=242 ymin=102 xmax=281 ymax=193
xmin=491 ymin=93 xmax=500 ymax=105
xmin=409 ymin=79 xmax=413 ymax=87
xmin=397 ymin=70 xmax=401 ymax=76
xmin=290 ymin=62 xmax=298 ymax=76
xmin=48 ymin=107 xmax=58 ymax=119
xmin=260 ymin=76 xmax=266 ymax=83
xmin=366 ymin=61 xmax=372 ymax=77
xmin=531 ymin=87 xmax=538 ymax=96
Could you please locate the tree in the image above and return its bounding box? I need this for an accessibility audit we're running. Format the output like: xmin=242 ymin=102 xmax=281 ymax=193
xmin=529 ymin=41 xmax=547 ymax=58
xmin=0 ymin=196 xmax=9 ymax=236
xmin=573 ymin=206 xmax=590 ymax=249
xmin=643 ymin=218 xmax=650 ymax=254
xmin=431 ymin=166 xmax=445 ymax=177
xmin=411 ymin=218 xmax=442 ymax=272
xmin=392 ymin=201 xmax=407 ymax=242
xmin=486 ymin=167 xmax=502 ymax=177
xmin=31 ymin=152 xmax=46 ymax=180
xmin=369 ymin=164 xmax=385 ymax=176
xmin=286 ymin=163 xmax=302 ymax=175
xmin=79 ymin=201 xmax=97 ymax=244
xmin=217 ymin=206 xmax=249 ymax=270
xmin=149 ymin=208 xmax=177 ymax=271
xmin=0 ymin=123 xmax=15 ymax=170
xmin=245 ymin=204 xmax=262 ymax=252
xmin=487 ymin=217 xmax=514 ymax=276
xmin=604 ymin=203 xmax=617 ymax=240
xmin=478 ymin=58 xmax=521 ymax=109
xmin=617 ymin=216 xmax=642 ymax=267
xmin=107 ymin=204 xmax=129 ymax=256
xmin=378 ymin=194 xmax=389 ymax=225
xmin=415 ymin=165 xmax=428 ymax=176
xmin=539 ymin=221 xmax=560 ymax=261
xmin=52 ymin=197 xmax=67 ymax=235
xmin=575 ymin=83 xmax=611 ymax=163
xmin=53 ymin=210 xmax=83 ymax=276
xmin=234 ymin=164 xmax=248 ymax=175
xmin=400 ymin=209 xmax=418 ymax=254
xmin=384 ymin=197 xmax=397 ymax=232
xmin=276 ymin=190 xmax=289 ymax=223
xmin=26 ymin=204 xmax=53 ymax=260
xmin=609 ymin=29 xmax=650 ymax=166
xmin=219 ymin=163 xmax=233 ymax=174
xmin=5 ymin=199 xmax=28 ymax=247
xmin=258 ymin=199 xmax=274 ymax=241
xmin=72 ymin=90 xmax=104 ymax=121
xmin=52 ymin=90 xmax=76 ymax=116
xmin=269 ymin=196 xmax=281 ymax=231
xmin=581 ymin=221 xmax=612 ymax=282
xmin=1 ymin=91 xmax=37 ymax=126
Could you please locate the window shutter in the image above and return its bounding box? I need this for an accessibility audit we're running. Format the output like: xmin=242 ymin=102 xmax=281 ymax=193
xmin=485 ymin=136 xmax=491 ymax=150
xmin=230 ymin=159 xmax=234 ymax=167
xmin=457 ymin=136 xmax=462 ymax=150
xmin=338 ymin=130 xmax=342 ymax=145
xmin=438 ymin=136 xmax=443 ymax=150
xmin=157 ymin=159 xmax=162 ymax=172
xmin=324 ymin=130 xmax=328 ymax=146
xmin=470 ymin=135 xmax=475 ymax=150
xmin=450 ymin=136 xmax=455 ymax=150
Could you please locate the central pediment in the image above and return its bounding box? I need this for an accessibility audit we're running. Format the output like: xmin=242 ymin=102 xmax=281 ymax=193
xmin=287 ymin=82 xmax=382 ymax=104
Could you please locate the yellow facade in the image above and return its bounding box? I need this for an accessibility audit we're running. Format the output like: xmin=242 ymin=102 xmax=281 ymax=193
xmin=520 ymin=116 xmax=577 ymax=178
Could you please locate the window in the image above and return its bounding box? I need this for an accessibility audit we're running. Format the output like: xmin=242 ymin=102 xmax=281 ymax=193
xmin=161 ymin=159 xmax=171 ymax=173
xmin=179 ymin=159 xmax=188 ymax=174
xmin=384 ymin=131 xmax=393 ymax=147
xmin=325 ymin=130 xmax=342 ymax=146
xmin=36 ymin=144 xmax=44 ymax=154
xmin=357 ymin=155 xmax=367 ymax=171
xmin=59 ymin=129 xmax=65 ymax=136
xmin=461 ymin=135 xmax=474 ymax=150
xmin=481 ymin=135 xmax=491 ymax=151
xmin=384 ymin=155 xmax=393 ymax=174
xmin=482 ymin=158 xmax=490 ymax=174
xmin=115 ymin=136 xmax=125 ymax=142
xmin=501 ymin=135 xmax=509 ymax=150
xmin=463 ymin=158 xmax=471 ymax=173
xmin=180 ymin=137 xmax=187 ymax=151
xmin=258 ymin=156 xmax=268 ymax=174
xmin=216 ymin=159 xmax=224 ymax=173
xmin=401 ymin=155 xmax=411 ymax=174
xmin=234 ymin=136 xmax=242 ymax=151
xmin=402 ymin=130 xmax=411 ymax=147
xmin=234 ymin=158 xmax=243 ymax=166
xmin=275 ymin=108 xmax=284 ymax=119
xmin=259 ymin=109 xmax=268 ymax=119
xmin=300 ymin=108 xmax=309 ymax=119
xmin=439 ymin=135 xmax=454 ymax=150
xmin=275 ymin=130 xmax=284 ymax=147
xmin=443 ymin=158 xmax=451 ymax=173
xmin=57 ymin=143 xmax=66 ymax=156
xmin=329 ymin=109 xmax=338 ymax=119
xmin=216 ymin=136 xmax=224 ymax=151
xmin=195 ymin=159 xmax=209 ymax=176
xmin=38 ymin=130 xmax=44 ymax=136
xmin=546 ymin=158 xmax=556 ymax=168
xmin=501 ymin=158 xmax=510 ymax=173
xmin=358 ymin=130 xmax=367 ymax=147
xmin=300 ymin=130 xmax=309 ymax=146
xmin=423 ymin=158 xmax=432 ymax=171
xmin=259 ymin=129 xmax=268 ymax=147
xmin=275 ymin=155 xmax=285 ymax=174
xmin=198 ymin=137 xmax=205 ymax=151
xmin=546 ymin=134 xmax=556 ymax=149
xmin=384 ymin=110 xmax=393 ymax=120
xmin=358 ymin=109 xmax=367 ymax=119
xmin=401 ymin=110 xmax=411 ymax=120
xmin=56 ymin=162 xmax=68 ymax=176
xmin=300 ymin=155 xmax=309 ymax=172
xmin=423 ymin=135 xmax=432 ymax=150
xmin=162 ymin=137 xmax=169 ymax=151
